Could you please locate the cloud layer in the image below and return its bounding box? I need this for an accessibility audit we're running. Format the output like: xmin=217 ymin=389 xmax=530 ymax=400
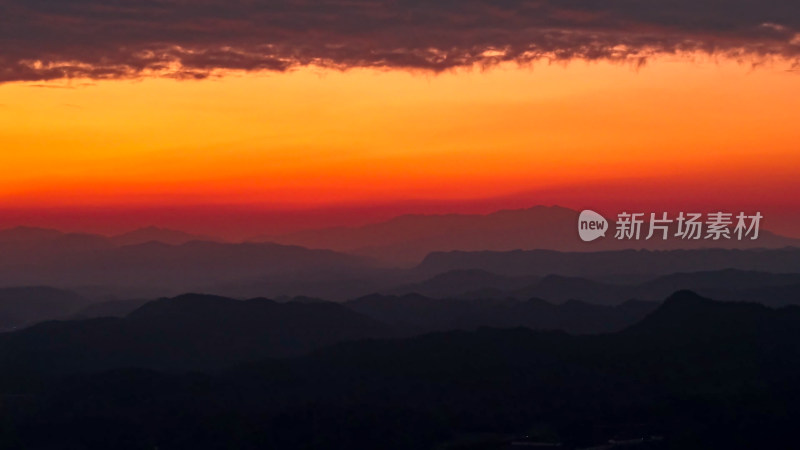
xmin=2 ymin=0 xmax=799 ymax=82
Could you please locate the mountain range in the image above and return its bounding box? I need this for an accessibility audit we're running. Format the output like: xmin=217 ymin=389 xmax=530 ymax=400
xmin=0 ymin=294 xmax=391 ymax=376
xmin=416 ymin=247 xmax=800 ymax=279
xmin=388 ymin=268 xmax=800 ymax=305
xmin=0 ymin=228 xmax=372 ymax=296
xmin=262 ymin=206 xmax=800 ymax=264
xmin=1 ymin=205 xmax=798 ymax=300
xmin=346 ymin=294 xmax=657 ymax=334
xmin=5 ymin=267 xmax=800 ymax=331
xmin=3 ymin=291 xmax=800 ymax=449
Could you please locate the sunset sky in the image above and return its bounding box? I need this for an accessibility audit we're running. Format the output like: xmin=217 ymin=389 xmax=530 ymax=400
xmin=1 ymin=0 xmax=799 ymax=238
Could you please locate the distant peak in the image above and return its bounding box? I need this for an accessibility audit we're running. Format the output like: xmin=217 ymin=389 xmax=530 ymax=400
xmin=126 ymin=294 xmax=246 ymax=320
xmin=169 ymin=293 xmax=233 ymax=302
xmin=662 ymin=290 xmax=711 ymax=305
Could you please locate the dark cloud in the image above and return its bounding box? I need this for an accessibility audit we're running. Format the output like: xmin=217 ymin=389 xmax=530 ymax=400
xmin=1 ymin=0 xmax=799 ymax=82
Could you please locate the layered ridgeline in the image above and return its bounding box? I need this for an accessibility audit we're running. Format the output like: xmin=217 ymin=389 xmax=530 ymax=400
xmin=346 ymin=294 xmax=657 ymax=334
xmin=1 ymin=292 xmax=800 ymax=449
xmin=5 ymin=268 xmax=800 ymax=331
xmin=261 ymin=206 xmax=800 ymax=264
xmin=0 ymin=226 xmax=374 ymax=299
xmin=0 ymin=211 xmax=799 ymax=300
xmin=0 ymin=291 xmax=657 ymax=381
xmin=386 ymin=268 xmax=800 ymax=306
xmin=2 ymin=287 xmax=795 ymax=378
xmin=0 ymin=294 xmax=391 ymax=377
xmin=414 ymin=248 xmax=800 ymax=279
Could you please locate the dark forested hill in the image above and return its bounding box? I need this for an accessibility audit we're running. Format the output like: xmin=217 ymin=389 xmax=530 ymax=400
xmin=0 ymin=294 xmax=391 ymax=378
xmin=346 ymin=293 xmax=657 ymax=334
xmin=2 ymin=291 xmax=800 ymax=449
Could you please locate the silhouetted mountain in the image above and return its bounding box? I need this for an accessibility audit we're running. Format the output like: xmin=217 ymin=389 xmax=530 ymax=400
xmin=619 ymin=291 xmax=800 ymax=360
xmin=0 ymin=287 xmax=89 ymax=331
xmin=417 ymin=247 xmax=800 ymax=278
xmin=726 ymin=283 xmax=800 ymax=308
xmin=0 ymin=225 xmax=390 ymax=299
xmin=2 ymin=221 xmax=799 ymax=301
xmin=386 ymin=271 xmax=632 ymax=304
xmin=516 ymin=270 xmax=800 ymax=306
xmin=0 ymin=294 xmax=392 ymax=375
xmin=205 ymin=269 xmax=405 ymax=302
xmin=0 ymin=240 xmax=375 ymax=295
xmin=110 ymin=226 xmax=216 ymax=246
xmin=513 ymin=274 xmax=635 ymax=305
xmin=386 ymin=269 xmax=540 ymax=298
xmin=7 ymin=292 xmax=800 ymax=449
xmin=346 ymin=293 xmax=657 ymax=334
xmin=389 ymin=266 xmax=800 ymax=307
xmin=71 ymin=298 xmax=150 ymax=319
xmin=0 ymin=228 xmax=113 ymax=267
xmin=263 ymin=206 xmax=800 ymax=264
xmin=264 ymin=206 xmax=576 ymax=264
xmin=637 ymin=269 xmax=800 ymax=298
xmin=284 ymin=295 xmax=331 ymax=304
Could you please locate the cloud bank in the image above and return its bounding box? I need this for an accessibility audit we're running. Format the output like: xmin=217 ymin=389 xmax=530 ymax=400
xmin=2 ymin=0 xmax=799 ymax=82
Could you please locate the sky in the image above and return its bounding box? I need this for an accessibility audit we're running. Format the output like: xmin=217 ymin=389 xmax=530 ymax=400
xmin=1 ymin=0 xmax=799 ymax=238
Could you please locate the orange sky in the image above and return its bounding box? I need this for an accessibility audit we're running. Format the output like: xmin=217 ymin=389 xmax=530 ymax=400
xmin=0 ymin=55 xmax=798 ymax=236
